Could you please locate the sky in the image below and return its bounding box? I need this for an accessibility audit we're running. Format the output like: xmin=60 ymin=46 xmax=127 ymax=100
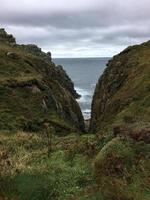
xmin=0 ymin=0 xmax=150 ymax=58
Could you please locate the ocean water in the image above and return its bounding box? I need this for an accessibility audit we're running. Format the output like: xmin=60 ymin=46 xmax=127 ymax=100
xmin=53 ymin=57 xmax=109 ymax=119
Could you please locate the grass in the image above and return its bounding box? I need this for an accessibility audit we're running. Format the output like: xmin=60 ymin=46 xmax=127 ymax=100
xmin=90 ymin=41 xmax=150 ymax=132
xmin=0 ymin=41 xmax=84 ymax=133
xmin=0 ymin=131 xmax=100 ymax=200
xmin=1 ymin=131 xmax=149 ymax=200
xmin=0 ymin=31 xmax=150 ymax=200
xmin=94 ymin=137 xmax=150 ymax=200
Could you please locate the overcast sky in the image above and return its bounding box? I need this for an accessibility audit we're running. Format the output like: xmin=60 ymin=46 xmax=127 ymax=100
xmin=1 ymin=0 xmax=150 ymax=57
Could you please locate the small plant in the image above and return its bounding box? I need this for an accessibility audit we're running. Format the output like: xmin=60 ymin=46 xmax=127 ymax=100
xmin=43 ymin=122 xmax=55 ymax=156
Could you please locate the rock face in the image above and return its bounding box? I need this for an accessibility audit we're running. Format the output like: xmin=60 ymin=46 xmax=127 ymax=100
xmin=19 ymin=44 xmax=52 ymax=63
xmin=19 ymin=45 xmax=80 ymax=99
xmin=0 ymin=29 xmax=84 ymax=133
xmin=91 ymin=42 xmax=150 ymax=199
xmin=90 ymin=41 xmax=150 ymax=133
xmin=0 ymin=28 xmax=16 ymax=44
xmin=54 ymin=65 xmax=81 ymax=99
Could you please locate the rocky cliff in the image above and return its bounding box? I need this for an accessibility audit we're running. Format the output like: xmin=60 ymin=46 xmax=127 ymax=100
xmin=0 ymin=29 xmax=84 ymax=133
xmin=90 ymin=41 xmax=150 ymax=133
xmin=0 ymin=30 xmax=150 ymax=200
xmin=90 ymin=42 xmax=150 ymax=200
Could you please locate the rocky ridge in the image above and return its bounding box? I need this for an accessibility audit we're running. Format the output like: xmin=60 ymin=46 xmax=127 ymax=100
xmin=0 ymin=29 xmax=150 ymax=200
xmin=90 ymin=41 xmax=150 ymax=134
xmin=0 ymin=28 xmax=84 ymax=133
xmin=89 ymin=41 xmax=150 ymax=200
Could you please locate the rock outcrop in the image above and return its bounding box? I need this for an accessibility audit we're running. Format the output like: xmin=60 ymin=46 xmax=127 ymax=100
xmin=0 ymin=29 xmax=84 ymax=133
xmin=53 ymin=65 xmax=81 ymax=99
xmin=90 ymin=41 xmax=150 ymax=133
xmin=19 ymin=44 xmax=52 ymax=63
xmin=0 ymin=28 xmax=16 ymax=44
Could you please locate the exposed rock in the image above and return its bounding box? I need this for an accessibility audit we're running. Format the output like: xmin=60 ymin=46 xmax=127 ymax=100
xmin=19 ymin=44 xmax=52 ymax=63
xmin=47 ymin=52 xmax=52 ymax=62
xmin=0 ymin=28 xmax=16 ymax=44
xmin=30 ymin=85 xmax=41 ymax=94
xmin=6 ymin=52 xmax=19 ymax=59
xmin=54 ymin=65 xmax=81 ymax=99
xmin=90 ymin=41 xmax=150 ymax=200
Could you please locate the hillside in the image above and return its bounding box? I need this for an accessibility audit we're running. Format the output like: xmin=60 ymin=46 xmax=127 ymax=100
xmin=90 ymin=41 xmax=150 ymax=133
xmin=0 ymin=28 xmax=84 ymax=133
xmin=0 ymin=30 xmax=150 ymax=200
xmin=89 ymin=41 xmax=150 ymax=200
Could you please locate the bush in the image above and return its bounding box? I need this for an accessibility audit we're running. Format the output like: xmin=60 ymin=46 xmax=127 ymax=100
xmin=94 ymin=137 xmax=150 ymax=200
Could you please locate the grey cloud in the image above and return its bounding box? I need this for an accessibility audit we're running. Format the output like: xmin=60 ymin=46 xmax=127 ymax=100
xmin=1 ymin=0 xmax=150 ymax=28
xmin=0 ymin=0 xmax=150 ymax=57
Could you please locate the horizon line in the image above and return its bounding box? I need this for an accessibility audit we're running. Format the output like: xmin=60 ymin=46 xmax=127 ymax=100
xmin=52 ymin=56 xmax=111 ymax=59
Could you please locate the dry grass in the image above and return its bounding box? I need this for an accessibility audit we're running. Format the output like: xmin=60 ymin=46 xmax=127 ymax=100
xmin=0 ymin=131 xmax=98 ymax=200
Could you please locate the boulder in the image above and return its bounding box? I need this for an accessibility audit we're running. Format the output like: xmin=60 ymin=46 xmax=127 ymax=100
xmin=6 ymin=52 xmax=19 ymax=59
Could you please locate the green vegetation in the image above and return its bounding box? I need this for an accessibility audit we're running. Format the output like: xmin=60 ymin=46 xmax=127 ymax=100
xmin=89 ymin=41 xmax=150 ymax=199
xmin=0 ymin=132 xmax=99 ymax=200
xmin=94 ymin=137 xmax=150 ymax=200
xmin=0 ymin=29 xmax=84 ymax=133
xmin=1 ymin=131 xmax=149 ymax=200
xmin=0 ymin=30 xmax=150 ymax=199
xmin=90 ymin=41 xmax=150 ymax=132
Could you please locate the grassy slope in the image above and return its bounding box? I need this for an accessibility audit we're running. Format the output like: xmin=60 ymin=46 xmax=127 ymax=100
xmin=89 ymin=42 xmax=150 ymax=200
xmin=1 ymin=131 xmax=149 ymax=200
xmin=94 ymin=137 xmax=150 ymax=200
xmin=0 ymin=131 xmax=100 ymax=200
xmin=90 ymin=41 xmax=150 ymax=132
xmin=0 ymin=41 xmax=84 ymax=133
xmin=0 ymin=34 xmax=150 ymax=200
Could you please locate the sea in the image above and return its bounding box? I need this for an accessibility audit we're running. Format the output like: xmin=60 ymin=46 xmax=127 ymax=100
xmin=53 ymin=57 xmax=110 ymax=119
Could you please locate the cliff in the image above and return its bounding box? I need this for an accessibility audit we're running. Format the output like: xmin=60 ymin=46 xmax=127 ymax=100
xmin=90 ymin=41 xmax=150 ymax=200
xmin=0 ymin=31 xmax=150 ymax=200
xmin=90 ymin=41 xmax=150 ymax=133
xmin=0 ymin=29 xmax=84 ymax=133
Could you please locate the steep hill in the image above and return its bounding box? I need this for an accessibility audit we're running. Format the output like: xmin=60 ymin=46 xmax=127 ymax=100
xmin=90 ymin=41 xmax=150 ymax=133
xmin=0 ymin=28 xmax=84 ymax=133
xmin=89 ymin=41 xmax=150 ymax=200
xmin=0 ymin=31 xmax=150 ymax=200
